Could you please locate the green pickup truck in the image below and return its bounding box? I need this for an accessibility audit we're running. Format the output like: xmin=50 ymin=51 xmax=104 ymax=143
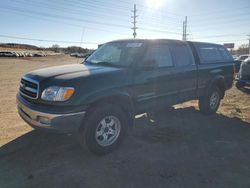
xmin=17 ymin=39 xmax=234 ymax=154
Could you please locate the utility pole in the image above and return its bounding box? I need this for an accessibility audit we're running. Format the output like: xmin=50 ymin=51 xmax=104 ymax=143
xmin=182 ymin=21 xmax=185 ymax=40
xmin=248 ymin=34 xmax=250 ymax=54
xmin=131 ymin=4 xmax=138 ymax=39
xmin=77 ymin=27 xmax=85 ymax=63
xmin=182 ymin=16 xmax=188 ymax=41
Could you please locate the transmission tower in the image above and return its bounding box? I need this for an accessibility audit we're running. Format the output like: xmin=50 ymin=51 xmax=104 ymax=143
xmin=131 ymin=4 xmax=138 ymax=39
xmin=182 ymin=16 xmax=188 ymax=41
xmin=247 ymin=34 xmax=250 ymax=54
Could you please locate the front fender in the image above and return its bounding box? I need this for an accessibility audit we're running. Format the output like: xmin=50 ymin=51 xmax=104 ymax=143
xmin=83 ymin=88 xmax=131 ymax=105
xmin=82 ymin=88 xmax=135 ymax=128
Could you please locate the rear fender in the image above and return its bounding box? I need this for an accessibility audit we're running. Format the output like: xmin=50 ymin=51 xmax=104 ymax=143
xmin=205 ymin=76 xmax=226 ymax=98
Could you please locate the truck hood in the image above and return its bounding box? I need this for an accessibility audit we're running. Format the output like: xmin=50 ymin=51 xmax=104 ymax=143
xmin=25 ymin=64 xmax=122 ymax=82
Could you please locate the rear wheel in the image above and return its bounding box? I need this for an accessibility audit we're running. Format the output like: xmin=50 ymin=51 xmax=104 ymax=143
xmin=199 ymin=86 xmax=221 ymax=114
xmin=236 ymin=81 xmax=245 ymax=89
xmin=78 ymin=103 xmax=128 ymax=155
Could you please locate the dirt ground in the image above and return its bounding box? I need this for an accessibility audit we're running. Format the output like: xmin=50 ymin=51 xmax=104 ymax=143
xmin=0 ymin=55 xmax=250 ymax=188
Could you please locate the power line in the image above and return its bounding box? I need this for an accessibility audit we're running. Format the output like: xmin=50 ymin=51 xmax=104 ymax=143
xmin=191 ymin=11 xmax=250 ymax=23
xmin=13 ymin=0 xmax=183 ymax=31
xmin=191 ymin=39 xmax=247 ymax=43
xmin=15 ymin=0 xmax=250 ymax=25
xmin=0 ymin=1 xmax=249 ymax=45
xmin=190 ymin=14 xmax=250 ymax=28
xmin=117 ymin=0 xmax=249 ymax=22
xmin=138 ymin=14 xmax=183 ymax=30
xmin=0 ymin=5 xmax=183 ymax=36
xmin=0 ymin=6 xmax=130 ymax=28
xmin=97 ymin=0 xmax=185 ymax=18
xmin=139 ymin=27 xmax=182 ymax=35
xmin=189 ymin=5 xmax=250 ymax=17
xmin=70 ymin=0 xmax=132 ymax=12
xmin=59 ymin=0 xmax=183 ymax=23
xmin=0 ymin=9 xmax=129 ymax=37
xmin=0 ymin=34 xmax=98 ymax=44
xmin=4 ymin=1 xmax=186 ymax=33
xmin=13 ymin=0 xmax=131 ymax=23
xmin=193 ymin=33 xmax=248 ymax=39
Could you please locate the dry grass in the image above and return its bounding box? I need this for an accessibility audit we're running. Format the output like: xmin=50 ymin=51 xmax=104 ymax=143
xmin=0 ymin=55 xmax=78 ymax=146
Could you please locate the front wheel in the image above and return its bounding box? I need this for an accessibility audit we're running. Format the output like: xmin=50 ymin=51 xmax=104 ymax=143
xmin=78 ymin=103 xmax=128 ymax=155
xmin=199 ymin=86 xmax=222 ymax=114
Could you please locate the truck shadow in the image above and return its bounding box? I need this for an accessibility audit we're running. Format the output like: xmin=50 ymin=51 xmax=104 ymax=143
xmin=1 ymin=107 xmax=250 ymax=188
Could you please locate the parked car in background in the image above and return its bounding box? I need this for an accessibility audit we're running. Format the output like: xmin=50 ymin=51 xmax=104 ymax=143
xmin=237 ymin=54 xmax=250 ymax=61
xmin=70 ymin=53 xmax=89 ymax=58
xmin=17 ymin=39 xmax=234 ymax=155
xmin=33 ymin=53 xmax=46 ymax=57
xmin=232 ymin=55 xmax=238 ymax=60
xmin=236 ymin=57 xmax=250 ymax=89
xmin=234 ymin=54 xmax=250 ymax=74
xmin=17 ymin=52 xmax=25 ymax=57
xmin=70 ymin=53 xmax=78 ymax=57
xmin=0 ymin=51 xmax=16 ymax=57
xmin=234 ymin=60 xmax=242 ymax=73
xmin=13 ymin=52 xmax=19 ymax=57
xmin=0 ymin=52 xmax=6 ymax=57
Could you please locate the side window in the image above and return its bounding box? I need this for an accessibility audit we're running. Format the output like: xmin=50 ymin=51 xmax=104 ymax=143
xmin=144 ymin=44 xmax=173 ymax=67
xmin=196 ymin=44 xmax=223 ymax=63
xmin=170 ymin=44 xmax=194 ymax=66
xmin=218 ymin=46 xmax=233 ymax=61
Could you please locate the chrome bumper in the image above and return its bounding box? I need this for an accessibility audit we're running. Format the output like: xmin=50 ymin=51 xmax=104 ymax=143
xmin=17 ymin=97 xmax=86 ymax=133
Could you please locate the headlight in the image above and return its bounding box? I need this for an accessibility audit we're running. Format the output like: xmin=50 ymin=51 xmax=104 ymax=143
xmin=41 ymin=86 xmax=75 ymax=101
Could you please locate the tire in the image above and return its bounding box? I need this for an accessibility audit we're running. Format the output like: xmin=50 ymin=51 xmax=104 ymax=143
xmin=199 ymin=86 xmax=222 ymax=115
xmin=236 ymin=81 xmax=245 ymax=89
xmin=78 ymin=103 xmax=128 ymax=155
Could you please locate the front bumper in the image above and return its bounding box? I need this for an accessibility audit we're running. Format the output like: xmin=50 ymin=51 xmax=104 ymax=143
xmin=17 ymin=96 xmax=86 ymax=133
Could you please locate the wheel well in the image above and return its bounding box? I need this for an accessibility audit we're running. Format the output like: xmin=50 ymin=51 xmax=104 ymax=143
xmin=83 ymin=95 xmax=135 ymax=129
xmin=212 ymin=79 xmax=226 ymax=98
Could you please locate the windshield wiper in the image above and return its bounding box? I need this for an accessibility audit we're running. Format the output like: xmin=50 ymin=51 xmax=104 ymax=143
xmin=84 ymin=60 xmax=92 ymax=65
xmin=97 ymin=61 xmax=116 ymax=66
xmin=87 ymin=61 xmax=124 ymax=68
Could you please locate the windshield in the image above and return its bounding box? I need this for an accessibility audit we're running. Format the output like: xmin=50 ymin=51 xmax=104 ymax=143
xmin=84 ymin=41 xmax=145 ymax=67
xmin=243 ymin=57 xmax=250 ymax=63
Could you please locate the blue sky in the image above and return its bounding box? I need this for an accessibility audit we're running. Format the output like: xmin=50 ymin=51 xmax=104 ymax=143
xmin=0 ymin=0 xmax=249 ymax=49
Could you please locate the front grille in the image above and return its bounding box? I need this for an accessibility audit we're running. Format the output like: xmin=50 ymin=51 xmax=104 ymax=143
xmin=19 ymin=77 xmax=39 ymax=99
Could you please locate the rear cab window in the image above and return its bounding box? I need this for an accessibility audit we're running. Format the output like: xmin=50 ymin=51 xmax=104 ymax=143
xmin=143 ymin=43 xmax=173 ymax=67
xmin=142 ymin=41 xmax=196 ymax=68
xmin=218 ymin=47 xmax=233 ymax=61
xmin=169 ymin=43 xmax=195 ymax=66
xmin=194 ymin=42 xmax=233 ymax=64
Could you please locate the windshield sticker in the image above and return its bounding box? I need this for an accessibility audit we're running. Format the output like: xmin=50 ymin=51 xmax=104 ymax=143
xmin=126 ymin=43 xmax=143 ymax=48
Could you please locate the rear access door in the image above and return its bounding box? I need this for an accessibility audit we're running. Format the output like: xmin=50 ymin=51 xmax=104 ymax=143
xmin=132 ymin=40 xmax=197 ymax=112
xmin=168 ymin=42 xmax=197 ymax=102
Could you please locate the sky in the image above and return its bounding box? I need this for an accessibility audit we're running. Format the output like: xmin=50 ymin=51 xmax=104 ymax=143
xmin=0 ymin=0 xmax=249 ymax=49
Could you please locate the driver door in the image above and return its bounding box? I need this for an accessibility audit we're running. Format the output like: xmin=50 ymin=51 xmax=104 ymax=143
xmin=129 ymin=42 xmax=178 ymax=113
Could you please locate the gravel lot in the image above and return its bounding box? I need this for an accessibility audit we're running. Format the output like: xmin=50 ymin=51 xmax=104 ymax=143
xmin=0 ymin=55 xmax=250 ymax=188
